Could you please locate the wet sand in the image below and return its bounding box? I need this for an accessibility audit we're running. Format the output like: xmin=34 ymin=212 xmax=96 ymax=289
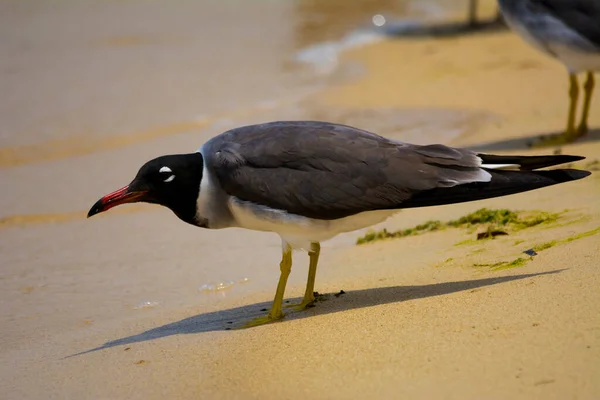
xmin=1 ymin=1 xmax=599 ymax=399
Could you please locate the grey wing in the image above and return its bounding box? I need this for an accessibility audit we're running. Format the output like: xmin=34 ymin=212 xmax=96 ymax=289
xmin=203 ymin=121 xmax=491 ymax=220
xmin=535 ymin=0 xmax=600 ymax=47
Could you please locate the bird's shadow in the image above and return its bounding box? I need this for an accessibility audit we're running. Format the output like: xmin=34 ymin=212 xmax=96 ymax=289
xmin=377 ymin=15 xmax=506 ymax=39
xmin=69 ymin=269 xmax=563 ymax=358
xmin=467 ymin=129 xmax=600 ymax=152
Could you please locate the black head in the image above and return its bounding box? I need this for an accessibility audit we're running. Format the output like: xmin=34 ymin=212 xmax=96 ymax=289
xmin=87 ymin=152 xmax=205 ymax=226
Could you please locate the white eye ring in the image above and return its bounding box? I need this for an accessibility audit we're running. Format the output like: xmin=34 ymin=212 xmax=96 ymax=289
xmin=159 ymin=166 xmax=175 ymax=182
xmin=163 ymin=174 xmax=175 ymax=183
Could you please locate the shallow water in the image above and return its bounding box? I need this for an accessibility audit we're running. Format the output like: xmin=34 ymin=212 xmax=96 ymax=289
xmin=0 ymin=0 xmax=491 ymax=150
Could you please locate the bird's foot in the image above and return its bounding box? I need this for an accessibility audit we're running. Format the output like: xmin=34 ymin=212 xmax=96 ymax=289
xmin=234 ymin=312 xmax=284 ymax=330
xmin=284 ymin=290 xmax=319 ymax=311
xmin=576 ymin=123 xmax=589 ymax=138
xmin=284 ymin=298 xmax=316 ymax=311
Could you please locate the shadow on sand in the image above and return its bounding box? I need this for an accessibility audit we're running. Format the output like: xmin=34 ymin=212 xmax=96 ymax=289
xmin=378 ymin=15 xmax=506 ymax=39
xmin=467 ymin=129 xmax=600 ymax=152
xmin=69 ymin=269 xmax=564 ymax=358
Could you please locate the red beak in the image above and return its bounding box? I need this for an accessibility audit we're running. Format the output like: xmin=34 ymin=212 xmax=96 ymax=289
xmin=87 ymin=185 xmax=148 ymax=218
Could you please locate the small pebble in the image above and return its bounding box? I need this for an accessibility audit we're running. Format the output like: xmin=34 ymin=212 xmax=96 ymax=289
xmin=523 ymin=249 xmax=538 ymax=257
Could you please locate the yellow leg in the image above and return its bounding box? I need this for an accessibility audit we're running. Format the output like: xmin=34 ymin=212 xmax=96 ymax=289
xmin=286 ymin=242 xmax=321 ymax=311
xmin=566 ymin=73 xmax=580 ymax=138
xmin=237 ymin=244 xmax=293 ymax=329
xmin=467 ymin=0 xmax=477 ymax=27
xmin=533 ymin=73 xmax=580 ymax=147
xmin=303 ymin=242 xmax=321 ymax=304
xmin=576 ymin=72 xmax=595 ymax=138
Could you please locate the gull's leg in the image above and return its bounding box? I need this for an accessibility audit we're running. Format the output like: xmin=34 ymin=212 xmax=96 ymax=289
xmin=237 ymin=243 xmax=293 ymax=328
xmin=467 ymin=0 xmax=478 ymax=27
xmin=494 ymin=8 xmax=503 ymax=24
xmin=269 ymin=243 xmax=293 ymax=319
xmin=566 ymin=73 xmax=580 ymax=138
xmin=303 ymin=242 xmax=321 ymax=305
xmin=576 ymin=72 xmax=595 ymax=138
xmin=286 ymin=242 xmax=321 ymax=311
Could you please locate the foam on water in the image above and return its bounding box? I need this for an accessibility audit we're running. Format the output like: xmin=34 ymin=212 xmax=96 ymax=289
xmin=199 ymin=278 xmax=251 ymax=294
xmin=133 ymin=301 xmax=160 ymax=310
xmin=294 ymin=28 xmax=385 ymax=75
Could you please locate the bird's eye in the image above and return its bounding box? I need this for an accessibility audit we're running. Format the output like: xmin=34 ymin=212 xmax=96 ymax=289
xmin=159 ymin=166 xmax=175 ymax=183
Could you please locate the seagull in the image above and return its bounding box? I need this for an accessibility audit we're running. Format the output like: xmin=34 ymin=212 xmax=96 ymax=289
xmin=498 ymin=0 xmax=600 ymax=143
xmin=87 ymin=121 xmax=590 ymax=327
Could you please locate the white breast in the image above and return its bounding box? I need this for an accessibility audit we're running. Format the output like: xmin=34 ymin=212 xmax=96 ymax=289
xmin=549 ymin=43 xmax=600 ymax=73
xmin=194 ymin=148 xmax=235 ymax=229
xmin=228 ymin=197 xmax=397 ymax=250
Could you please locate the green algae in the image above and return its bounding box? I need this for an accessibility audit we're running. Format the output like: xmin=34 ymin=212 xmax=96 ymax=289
xmin=532 ymin=227 xmax=600 ymax=252
xmin=357 ymin=208 xmax=562 ymax=245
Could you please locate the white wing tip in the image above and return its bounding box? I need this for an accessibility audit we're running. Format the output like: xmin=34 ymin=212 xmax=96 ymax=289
xmin=481 ymin=163 xmax=520 ymax=170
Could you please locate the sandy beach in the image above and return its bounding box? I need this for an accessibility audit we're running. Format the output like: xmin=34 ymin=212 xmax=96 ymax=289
xmin=1 ymin=1 xmax=599 ymax=399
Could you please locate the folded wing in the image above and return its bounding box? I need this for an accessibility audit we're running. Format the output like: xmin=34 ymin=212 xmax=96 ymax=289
xmin=203 ymin=121 xmax=588 ymax=220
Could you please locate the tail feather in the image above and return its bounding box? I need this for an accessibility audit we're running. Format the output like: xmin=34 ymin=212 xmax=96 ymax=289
xmin=397 ymin=169 xmax=591 ymax=209
xmin=478 ymin=153 xmax=585 ymax=170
